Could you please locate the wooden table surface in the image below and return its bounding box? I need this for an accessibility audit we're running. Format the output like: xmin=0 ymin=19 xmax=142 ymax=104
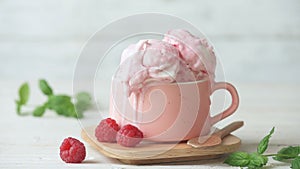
xmin=0 ymin=81 xmax=299 ymax=169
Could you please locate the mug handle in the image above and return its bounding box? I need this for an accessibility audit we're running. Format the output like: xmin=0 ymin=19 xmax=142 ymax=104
xmin=210 ymin=82 xmax=239 ymax=125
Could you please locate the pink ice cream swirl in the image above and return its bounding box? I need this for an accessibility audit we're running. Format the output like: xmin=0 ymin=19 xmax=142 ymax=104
xmin=163 ymin=29 xmax=216 ymax=81
xmin=118 ymin=39 xmax=180 ymax=96
xmin=116 ymin=29 xmax=217 ymax=97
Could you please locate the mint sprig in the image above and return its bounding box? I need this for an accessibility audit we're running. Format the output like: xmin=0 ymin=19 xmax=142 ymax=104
xmin=15 ymin=79 xmax=92 ymax=118
xmin=224 ymin=127 xmax=300 ymax=169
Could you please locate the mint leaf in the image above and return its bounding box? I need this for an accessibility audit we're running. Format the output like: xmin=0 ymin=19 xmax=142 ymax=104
xmin=39 ymin=79 xmax=53 ymax=96
xmin=274 ymin=146 xmax=300 ymax=161
xmin=291 ymin=157 xmax=300 ymax=169
xmin=225 ymin=152 xmax=268 ymax=169
xmin=225 ymin=127 xmax=299 ymax=169
xmin=224 ymin=152 xmax=250 ymax=167
xmin=248 ymin=152 xmax=268 ymax=169
xmin=47 ymin=95 xmax=78 ymax=118
xmin=16 ymin=83 xmax=30 ymax=115
xmin=75 ymin=92 xmax=92 ymax=115
xmin=32 ymin=105 xmax=46 ymax=117
xmin=47 ymin=95 xmax=71 ymax=109
xmin=257 ymin=127 xmax=275 ymax=154
xmin=19 ymin=83 xmax=30 ymax=105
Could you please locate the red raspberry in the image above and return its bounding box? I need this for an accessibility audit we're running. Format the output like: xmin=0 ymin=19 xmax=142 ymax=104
xmin=95 ymin=118 xmax=120 ymax=142
xmin=116 ymin=124 xmax=144 ymax=147
xmin=59 ymin=137 xmax=86 ymax=163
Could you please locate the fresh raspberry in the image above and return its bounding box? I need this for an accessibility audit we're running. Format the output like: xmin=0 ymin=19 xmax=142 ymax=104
xmin=95 ymin=118 xmax=120 ymax=142
xmin=59 ymin=137 xmax=86 ymax=163
xmin=116 ymin=124 xmax=144 ymax=147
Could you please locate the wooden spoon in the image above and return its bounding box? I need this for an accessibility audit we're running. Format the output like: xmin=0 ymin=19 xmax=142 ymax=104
xmin=187 ymin=121 xmax=244 ymax=148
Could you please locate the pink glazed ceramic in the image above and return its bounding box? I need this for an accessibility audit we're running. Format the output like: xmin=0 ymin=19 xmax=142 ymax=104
xmin=110 ymin=79 xmax=239 ymax=142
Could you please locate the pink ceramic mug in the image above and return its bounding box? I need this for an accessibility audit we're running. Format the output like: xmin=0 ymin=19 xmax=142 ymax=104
xmin=110 ymin=78 xmax=239 ymax=142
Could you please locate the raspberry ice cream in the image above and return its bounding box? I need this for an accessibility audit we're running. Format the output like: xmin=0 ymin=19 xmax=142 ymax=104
xmin=115 ymin=29 xmax=216 ymax=97
xmin=117 ymin=39 xmax=181 ymax=96
xmin=163 ymin=29 xmax=216 ymax=81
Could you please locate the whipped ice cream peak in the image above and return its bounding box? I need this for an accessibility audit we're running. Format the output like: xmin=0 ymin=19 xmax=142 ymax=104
xmin=163 ymin=29 xmax=216 ymax=80
xmin=118 ymin=39 xmax=180 ymax=96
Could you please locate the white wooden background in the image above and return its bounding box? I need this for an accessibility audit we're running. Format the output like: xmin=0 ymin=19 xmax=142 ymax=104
xmin=1 ymin=0 xmax=300 ymax=83
xmin=1 ymin=1 xmax=300 ymax=168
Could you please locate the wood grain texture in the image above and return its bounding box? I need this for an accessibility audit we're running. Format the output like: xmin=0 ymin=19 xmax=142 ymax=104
xmin=81 ymin=126 xmax=241 ymax=165
xmin=188 ymin=121 xmax=244 ymax=148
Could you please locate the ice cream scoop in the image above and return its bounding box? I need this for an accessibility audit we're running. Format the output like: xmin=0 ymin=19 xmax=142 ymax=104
xmin=163 ymin=29 xmax=216 ymax=81
xmin=117 ymin=39 xmax=180 ymax=96
xmin=116 ymin=29 xmax=217 ymax=97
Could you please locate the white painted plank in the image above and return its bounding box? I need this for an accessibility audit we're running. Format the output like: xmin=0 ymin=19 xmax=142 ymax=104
xmin=0 ymin=0 xmax=299 ymax=39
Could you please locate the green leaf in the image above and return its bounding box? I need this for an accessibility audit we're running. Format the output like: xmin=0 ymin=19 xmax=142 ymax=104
xmin=47 ymin=95 xmax=78 ymax=118
xmin=18 ymin=83 xmax=30 ymax=105
xmin=32 ymin=105 xmax=46 ymax=117
xmin=257 ymin=127 xmax=275 ymax=154
xmin=291 ymin=157 xmax=300 ymax=169
xmin=39 ymin=79 xmax=53 ymax=96
xmin=16 ymin=100 xmax=21 ymax=114
xmin=248 ymin=152 xmax=268 ymax=169
xmin=274 ymin=146 xmax=300 ymax=161
xmin=224 ymin=152 xmax=250 ymax=167
xmin=75 ymin=92 xmax=92 ymax=116
xmin=16 ymin=83 xmax=30 ymax=115
xmin=47 ymin=95 xmax=71 ymax=109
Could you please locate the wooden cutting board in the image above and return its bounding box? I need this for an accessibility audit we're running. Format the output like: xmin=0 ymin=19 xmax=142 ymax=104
xmin=81 ymin=126 xmax=241 ymax=165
